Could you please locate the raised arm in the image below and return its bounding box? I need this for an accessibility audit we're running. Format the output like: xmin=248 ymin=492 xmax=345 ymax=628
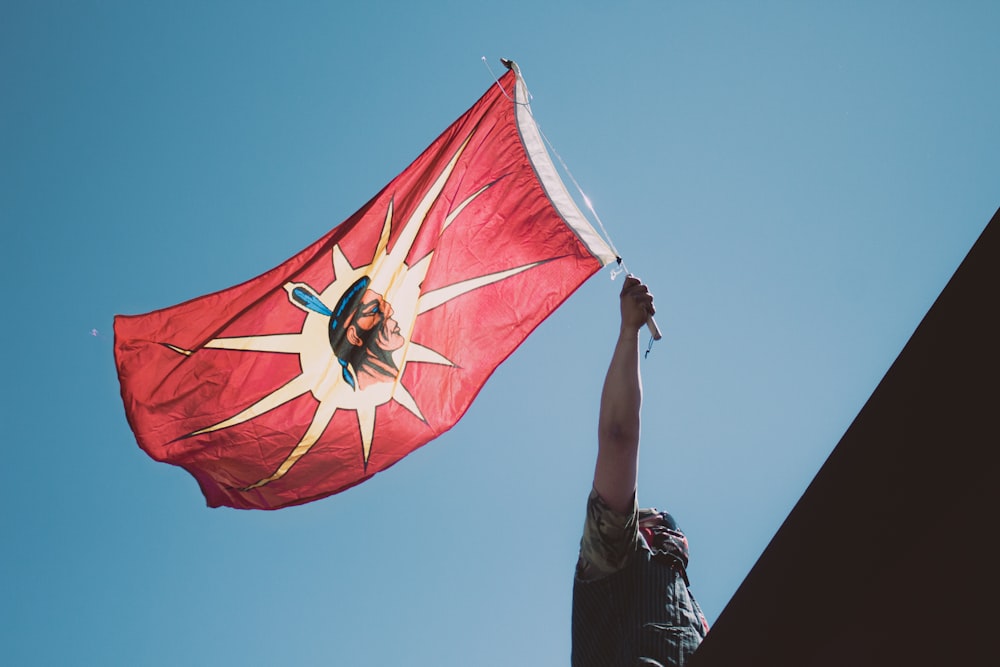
xmin=592 ymin=276 xmax=655 ymax=513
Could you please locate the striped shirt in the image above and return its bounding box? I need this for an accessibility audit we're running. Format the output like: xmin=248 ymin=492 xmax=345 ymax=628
xmin=572 ymin=489 xmax=708 ymax=667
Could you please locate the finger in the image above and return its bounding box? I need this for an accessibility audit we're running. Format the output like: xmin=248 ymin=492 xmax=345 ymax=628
xmin=627 ymin=285 xmax=652 ymax=303
xmin=621 ymin=275 xmax=640 ymax=295
xmin=624 ymin=282 xmax=648 ymax=297
xmin=630 ymin=290 xmax=655 ymax=314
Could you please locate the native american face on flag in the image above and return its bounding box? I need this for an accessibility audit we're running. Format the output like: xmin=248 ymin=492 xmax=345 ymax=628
xmin=291 ymin=276 xmax=404 ymax=391
xmin=336 ymin=285 xmax=406 ymax=383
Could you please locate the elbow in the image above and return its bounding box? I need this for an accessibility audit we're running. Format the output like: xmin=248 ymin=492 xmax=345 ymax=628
xmin=598 ymin=421 xmax=640 ymax=450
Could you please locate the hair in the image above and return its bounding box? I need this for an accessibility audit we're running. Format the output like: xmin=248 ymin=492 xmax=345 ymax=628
xmin=327 ymin=276 xmax=371 ymax=388
xmin=638 ymin=508 xmax=680 ymax=532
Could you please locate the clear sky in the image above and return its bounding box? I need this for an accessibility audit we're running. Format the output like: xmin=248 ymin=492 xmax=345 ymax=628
xmin=3 ymin=2 xmax=997 ymax=665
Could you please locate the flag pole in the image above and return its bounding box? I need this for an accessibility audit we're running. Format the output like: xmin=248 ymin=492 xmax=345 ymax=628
xmin=502 ymin=58 xmax=663 ymax=342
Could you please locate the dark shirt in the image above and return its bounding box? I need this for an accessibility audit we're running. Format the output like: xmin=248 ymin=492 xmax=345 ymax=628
xmin=572 ymin=489 xmax=708 ymax=667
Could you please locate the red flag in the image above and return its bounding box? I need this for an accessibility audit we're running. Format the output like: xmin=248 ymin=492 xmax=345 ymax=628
xmin=114 ymin=65 xmax=616 ymax=509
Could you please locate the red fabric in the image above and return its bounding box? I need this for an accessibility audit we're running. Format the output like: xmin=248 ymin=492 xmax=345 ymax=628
xmin=115 ymin=70 xmax=605 ymax=509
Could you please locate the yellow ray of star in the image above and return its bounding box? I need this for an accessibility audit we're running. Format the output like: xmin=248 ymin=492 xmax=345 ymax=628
xmin=356 ymin=402 xmax=376 ymax=462
xmin=404 ymin=342 xmax=455 ymax=366
xmin=383 ymin=342 xmax=450 ymax=426
xmin=370 ymin=134 xmax=473 ymax=296
xmin=391 ymin=384 xmax=425 ymax=423
xmin=242 ymin=398 xmax=340 ymax=490
xmin=416 ymin=261 xmax=545 ymax=315
xmin=442 ymin=182 xmax=493 ymax=233
xmin=332 ymin=243 xmax=358 ymax=280
xmin=375 ymin=199 xmax=393 ymax=258
xmin=204 ymin=334 xmax=305 ymax=354
xmin=404 ymin=253 xmax=432 ymax=285
xmin=192 ymin=374 xmax=314 ymax=435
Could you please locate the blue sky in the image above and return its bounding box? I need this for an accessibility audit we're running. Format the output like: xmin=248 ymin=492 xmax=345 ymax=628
xmin=3 ymin=2 xmax=997 ymax=665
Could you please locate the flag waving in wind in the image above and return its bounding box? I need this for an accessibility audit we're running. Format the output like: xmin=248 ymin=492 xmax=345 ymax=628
xmin=114 ymin=63 xmax=616 ymax=509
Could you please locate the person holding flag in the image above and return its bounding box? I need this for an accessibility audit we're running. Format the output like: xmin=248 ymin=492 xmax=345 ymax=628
xmin=572 ymin=276 xmax=709 ymax=667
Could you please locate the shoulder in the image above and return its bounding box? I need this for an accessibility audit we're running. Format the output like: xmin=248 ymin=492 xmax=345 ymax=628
xmin=577 ymin=488 xmax=643 ymax=581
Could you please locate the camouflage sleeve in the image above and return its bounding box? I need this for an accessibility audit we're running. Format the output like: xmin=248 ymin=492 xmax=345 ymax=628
xmin=576 ymin=487 xmax=641 ymax=581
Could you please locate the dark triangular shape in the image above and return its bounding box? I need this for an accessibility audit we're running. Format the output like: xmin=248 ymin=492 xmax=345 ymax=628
xmin=690 ymin=208 xmax=999 ymax=667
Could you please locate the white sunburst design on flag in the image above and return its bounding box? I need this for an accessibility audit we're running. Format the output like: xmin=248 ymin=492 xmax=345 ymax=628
xmin=165 ymin=132 xmax=544 ymax=490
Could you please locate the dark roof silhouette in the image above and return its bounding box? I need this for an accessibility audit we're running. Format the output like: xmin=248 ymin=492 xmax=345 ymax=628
xmin=689 ymin=207 xmax=999 ymax=667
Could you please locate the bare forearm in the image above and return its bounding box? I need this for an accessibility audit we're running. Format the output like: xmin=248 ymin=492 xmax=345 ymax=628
xmin=599 ymin=326 xmax=642 ymax=445
xmin=593 ymin=327 xmax=643 ymax=513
